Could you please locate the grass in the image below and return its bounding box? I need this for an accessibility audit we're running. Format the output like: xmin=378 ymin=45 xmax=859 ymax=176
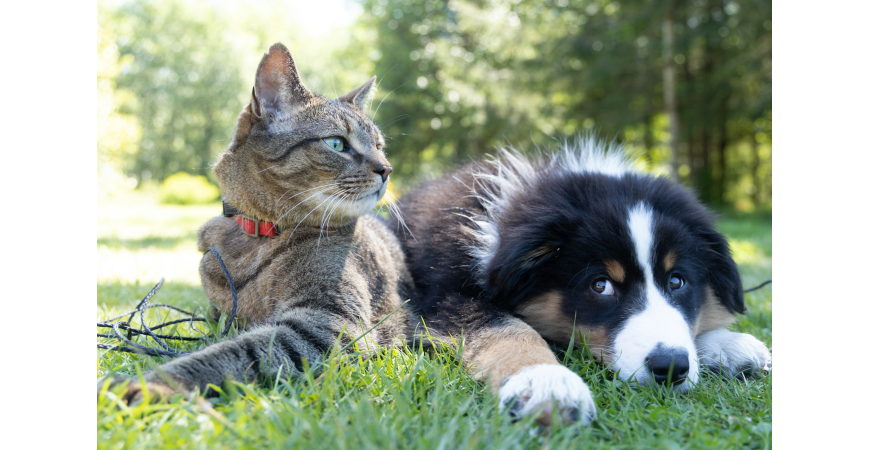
xmin=97 ymin=193 xmax=772 ymax=450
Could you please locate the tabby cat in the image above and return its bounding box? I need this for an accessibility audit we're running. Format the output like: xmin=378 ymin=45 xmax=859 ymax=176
xmin=105 ymin=43 xmax=415 ymax=402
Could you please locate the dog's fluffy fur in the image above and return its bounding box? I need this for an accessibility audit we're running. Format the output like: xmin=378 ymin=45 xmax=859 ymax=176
xmin=393 ymin=137 xmax=770 ymax=426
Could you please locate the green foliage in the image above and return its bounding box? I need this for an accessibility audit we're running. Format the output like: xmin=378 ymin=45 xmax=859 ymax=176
xmin=98 ymin=16 xmax=140 ymax=200
xmin=98 ymin=0 xmax=772 ymax=208
xmin=99 ymin=0 xmax=381 ymax=186
xmin=158 ymin=172 xmax=220 ymax=205
xmin=106 ymin=0 xmax=246 ymax=184
xmin=356 ymin=0 xmax=772 ymax=208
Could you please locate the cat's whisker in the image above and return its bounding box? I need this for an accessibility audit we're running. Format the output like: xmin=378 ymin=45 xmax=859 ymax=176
xmin=315 ymin=191 xmax=344 ymax=249
xmin=275 ymin=186 xmax=336 ymax=225
xmin=332 ymin=188 xmax=358 ymax=224
xmin=289 ymin=192 xmax=338 ymax=248
xmin=273 ymin=185 xmax=339 ymax=227
xmin=318 ymin=193 xmax=339 ymax=236
xmin=368 ymin=63 xmax=398 ymax=114
xmin=380 ymin=114 xmax=410 ymax=128
xmin=322 ymin=195 xmax=343 ymax=233
xmin=256 ymin=164 xmax=281 ymax=174
xmin=336 ymin=189 xmax=359 ymax=228
xmin=273 ymin=182 xmax=341 ymax=210
xmin=372 ymin=83 xmax=404 ymax=122
xmin=318 ymin=189 xmax=340 ymax=229
xmin=318 ymin=189 xmax=352 ymax=245
xmin=383 ymin=191 xmax=415 ymax=241
xmin=318 ymin=190 xmax=353 ymax=248
xmin=287 ymin=188 xmax=350 ymax=245
xmin=273 ymin=188 xmax=295 ymax=206
xmin=352 ymin=188 xmax=365 ymax=209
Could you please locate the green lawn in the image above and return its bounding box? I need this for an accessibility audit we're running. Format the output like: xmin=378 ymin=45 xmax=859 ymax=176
xmin=97 ymin=194 xmax=772 ymax=450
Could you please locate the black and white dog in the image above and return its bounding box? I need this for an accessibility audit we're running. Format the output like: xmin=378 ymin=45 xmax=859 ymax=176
xmin=393 ymin=138 xmax=771 ymax=426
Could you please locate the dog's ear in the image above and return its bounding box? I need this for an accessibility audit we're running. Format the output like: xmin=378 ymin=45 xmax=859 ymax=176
xmin=699 ymin=227 xmax=745 ymax=314
xmin=485 ymin=224 xmax=564 ymax=308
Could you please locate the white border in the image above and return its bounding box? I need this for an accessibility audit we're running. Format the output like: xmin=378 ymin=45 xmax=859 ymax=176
xmin=0 ymin=1 xmax=93 ymax=447
xmin=776 ymin=1 xmax=870 ymax=447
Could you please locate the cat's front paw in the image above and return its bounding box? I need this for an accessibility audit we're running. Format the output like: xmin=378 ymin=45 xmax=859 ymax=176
xmin=99 ymin=377 xmax=180 ymax=404
xmin=498 ymin=364 xmax=596 ymax=427
xmin=696 ymin=329 xmax=771 ymax=378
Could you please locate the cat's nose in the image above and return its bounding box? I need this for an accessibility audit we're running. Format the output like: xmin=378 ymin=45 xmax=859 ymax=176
xmin=374 ymin=164 xmax=392 ymax=182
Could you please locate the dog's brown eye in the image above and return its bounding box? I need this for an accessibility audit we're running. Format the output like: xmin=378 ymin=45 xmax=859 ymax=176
xmin=669 ymin=275 xmax=685 ymax=290
xmin=591 ymin=278 xmax=615 ymax=296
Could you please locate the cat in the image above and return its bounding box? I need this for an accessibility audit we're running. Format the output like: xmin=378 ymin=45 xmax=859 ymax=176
xmin=103 ymin=43 xmax=415 ymax=403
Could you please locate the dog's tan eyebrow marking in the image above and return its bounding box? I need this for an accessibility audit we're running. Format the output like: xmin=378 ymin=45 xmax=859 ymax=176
xmin=663 ymin=251 xmax=677 ymax=273
xmin=604 ymin=260 xmax=625 ymax=283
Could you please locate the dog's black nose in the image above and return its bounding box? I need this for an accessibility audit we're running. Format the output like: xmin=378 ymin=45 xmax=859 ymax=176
xmin=645 ymin=346 xmax=690 ymax=385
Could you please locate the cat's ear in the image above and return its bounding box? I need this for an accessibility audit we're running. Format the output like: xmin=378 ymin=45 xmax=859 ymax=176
xmin=340 ymin=76 xmax=377 ymax=111
xmin=251 ymin=43 xmax=312 ymax=120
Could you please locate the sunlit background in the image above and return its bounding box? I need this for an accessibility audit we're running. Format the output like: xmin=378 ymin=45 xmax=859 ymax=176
xmin=98 ymin=0 xmax=771 ymax=211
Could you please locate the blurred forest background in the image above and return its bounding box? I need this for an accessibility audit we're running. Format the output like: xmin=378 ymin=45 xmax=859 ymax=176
xmin=98 ymin=0 xmax=771 ymax=211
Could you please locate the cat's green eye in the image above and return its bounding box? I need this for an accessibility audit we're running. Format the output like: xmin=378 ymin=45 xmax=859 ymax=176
xmin=323 ymin=137 xmax=345 ymax=152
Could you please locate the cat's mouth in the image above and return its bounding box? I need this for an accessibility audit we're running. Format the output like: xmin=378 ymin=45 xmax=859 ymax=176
xmin=360 ymin=190 xmax=381 ymax=200
xmin=358 ymin=184 xmax=386 ymax=201
xmin=309 ymin=185 xmax=384 ymax=227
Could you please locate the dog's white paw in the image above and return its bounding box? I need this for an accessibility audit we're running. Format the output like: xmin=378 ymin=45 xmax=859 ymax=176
xmin=498 ymin=364 xmax=596 ymax=427
xmin=696 ymin=329 xmax=771 ymax=377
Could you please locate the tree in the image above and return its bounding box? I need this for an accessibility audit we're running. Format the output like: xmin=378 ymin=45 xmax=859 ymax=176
xmin=108 ymin=0 xmax=247 ymax=183
xmin=358 ymin=0 xmax=772 ymax=208
xmin=97 ymin=10 xmax=140 ymax=198
xmin=101 ymin=0 xmax=387 ymax=185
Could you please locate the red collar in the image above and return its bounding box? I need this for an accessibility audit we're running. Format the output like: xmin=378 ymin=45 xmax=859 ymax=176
xmin=223 ymin=201 xmax=280 ymax=237
xmin=223 ymin=201 xmax=338 ymax=237
xmin=235 ymin=215 xmax=281 ymax=237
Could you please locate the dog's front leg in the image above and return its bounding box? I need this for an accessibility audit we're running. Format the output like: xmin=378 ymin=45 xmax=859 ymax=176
xmin=459 ymin=313 xmax=596 ymax=426
xmin=695 ymin=329 xmax=771 ymax=377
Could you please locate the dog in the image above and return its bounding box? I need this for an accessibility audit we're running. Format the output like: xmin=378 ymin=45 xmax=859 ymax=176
xmin=392 ymin=137 xmax=771 ymax=426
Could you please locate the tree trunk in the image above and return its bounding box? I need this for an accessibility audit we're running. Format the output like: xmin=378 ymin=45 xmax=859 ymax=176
xmin=751 ymin=125 xmax=761 ymax=205
xmin=662 ymin=7 xmax=680 ymax=178
xmin=644 ymin=112 xmax=654 ymax=154
xmin=696 ymin=26 xmax=716 ymax=204
xmin=687 ymin=130 xmax=697 ymax=187
xmin=698 ymin=128 xmax=712 ymax=203
xmin=682 ymin=44 xmax=697 ymax=188
xmin=716 ymin=114 xmax=728 ymax=205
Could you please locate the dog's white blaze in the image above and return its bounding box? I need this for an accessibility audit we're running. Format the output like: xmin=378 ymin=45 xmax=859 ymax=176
xmin=611 ymin=204 xmax=699 ymax=388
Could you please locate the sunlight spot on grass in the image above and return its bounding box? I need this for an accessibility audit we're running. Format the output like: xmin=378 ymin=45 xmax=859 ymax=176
xmin=728 ymin=238 xmax=767 ymax=266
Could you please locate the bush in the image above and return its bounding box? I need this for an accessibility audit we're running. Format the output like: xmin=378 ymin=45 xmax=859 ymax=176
xmin=158 ymin=172 xmax=220 ymax=205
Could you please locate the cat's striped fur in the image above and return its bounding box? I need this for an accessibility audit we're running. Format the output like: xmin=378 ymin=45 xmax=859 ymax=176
xmin=105 ymin=43 xmax=415 ymax=402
